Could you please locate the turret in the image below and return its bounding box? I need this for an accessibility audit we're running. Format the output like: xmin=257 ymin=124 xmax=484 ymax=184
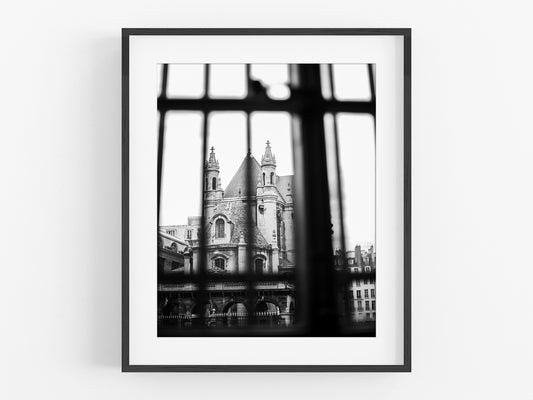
xmin=205 ymin=146 xmax=220 ymax=190
xmin=204 ymin=147 xmax=223 ymax=219
xmin=257 ymin=141 xmax=279 ymax=272
xmin=261 ymin=140 xmax=277 ymax=186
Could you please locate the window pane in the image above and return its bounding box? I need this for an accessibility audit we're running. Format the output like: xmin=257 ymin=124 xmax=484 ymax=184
xmin=325 ymin=113 xmax=375 ymax=255
xmin=319 ymin=64 xmax=333 ymax=100
xmin=250 ymin=64 xmax=290 ymax=100
xmin=206 ymin=111 xmax=247 ymax=199
xmin=250 ymin=112 xmax=296 ymax=273
xmin=209 ymin=64 xmax=247 ymax=98
xmin=332 ymin=64 xmax=372 ymax=101
xmin=325 ymin=112 xmax=375 ymax=326
xmin=166 ymin=64 xmax=205 ymax=98
xmin=204 ymin=112 xmax=247 ymax=274
xmin=160 ymin=112 xmax=204 ymax=226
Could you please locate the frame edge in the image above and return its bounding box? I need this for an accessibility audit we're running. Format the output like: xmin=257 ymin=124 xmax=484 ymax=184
xmin=121 ymin=27 xmax=412 ymax=373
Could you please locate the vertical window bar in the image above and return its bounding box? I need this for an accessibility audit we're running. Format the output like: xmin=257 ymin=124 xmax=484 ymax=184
xmin=294 ymin=64 xmax=337 ymax=334
xmin=367 ymin=64 xmax=376 ymax=102
xmin=368 ymin=64 xmax=377 ymax=133
xmin=197 ymin=64 xmax=211 ymax=313
xmin=327 ymin=64 xmax=350 ymax=323
xmin=368 ymin=63 xmax=377 ymax=330
xmin=157 ymin=64 xmax=169 ymax=224
xmin=203 ymin=64 xmax=210 ymax=100
xmin=290 ymin=110 xmax=307 ymax=329
xmin=244 ymin=64 xmax=255 ymax=327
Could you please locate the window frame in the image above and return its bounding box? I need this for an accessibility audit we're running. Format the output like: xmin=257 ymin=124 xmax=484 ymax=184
xmin=122 ymin=28 xmax=411 ymax=373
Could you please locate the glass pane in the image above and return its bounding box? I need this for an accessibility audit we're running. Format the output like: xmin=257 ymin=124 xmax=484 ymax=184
xmin=209 ymin=64 xmax=247 ymax=98
xmin=325 ymin=112 xmax=376 ymax=328
xmin=332 ymin=64 xmax=371 ymax=101
xmin=204 ymin=112 xmax=247 ymax=274
xmin=160 ymin=111 xmax=204 ymax=227
xmin=326 ymin=113 xmax=375 ymax=250
xmin=250 ymin=64 xmax=290 ymax=100
xmin=335 ymin=113 xmax=375 ymax=250
xmin=165 ymin=64 xmax=205 ymax=98
xmin=319 ymin=64 xmax=333 ymax=100
xmin=250 ymin=112 xmax=295 ymax=274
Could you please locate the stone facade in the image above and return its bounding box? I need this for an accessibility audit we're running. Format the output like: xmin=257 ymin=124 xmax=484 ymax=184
xmin=161 ymin=141 xmax=295 ymax=276
xmin=339 ymin=244 xmax=377 ymax=322
xmin=158 ymin=142 xmax=296 ymax=322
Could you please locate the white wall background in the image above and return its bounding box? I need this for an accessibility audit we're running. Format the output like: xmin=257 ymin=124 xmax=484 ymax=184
xmin=2 ymin=1 xmax=532 ymax=398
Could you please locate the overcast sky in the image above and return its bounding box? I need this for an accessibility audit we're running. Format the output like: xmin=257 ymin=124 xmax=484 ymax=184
xmin=159 ymin=64 xmax=375 ymax=249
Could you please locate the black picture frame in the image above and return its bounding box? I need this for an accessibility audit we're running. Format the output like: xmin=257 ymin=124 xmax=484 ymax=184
xmin=122 ymin=28 xmax=411 ymax=372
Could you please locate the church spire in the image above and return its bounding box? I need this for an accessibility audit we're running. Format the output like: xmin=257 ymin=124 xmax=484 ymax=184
xmin=205 ymin=146 xmax=222 ymax=195
xmin=261 ymin=140 xmax=276 ymax=167
xmin=260 ymin=140 xmax=277 ymax=186
xmin=206 ymin=146 xmax=219 ymax=171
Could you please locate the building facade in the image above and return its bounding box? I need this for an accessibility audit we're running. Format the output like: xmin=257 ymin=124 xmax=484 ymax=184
xmin=339 ymin=244 xmax=377 ymax=322
xmin=158 ymin=142 xmax=296 ymax=325
xmin=158 ymin=141 xmax=376 ymax=329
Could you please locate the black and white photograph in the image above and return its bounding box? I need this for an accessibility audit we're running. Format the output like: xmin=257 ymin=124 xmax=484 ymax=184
xmin=7 ymin=0 xmax=533 ymax=395
xmin=156 ymin=63 xmax=377 ymax=337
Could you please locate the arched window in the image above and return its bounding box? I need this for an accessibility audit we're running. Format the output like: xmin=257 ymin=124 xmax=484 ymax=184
xmin=270 ymin=172 xmax=274 ymax=184
xmin=215 ymin=219 xmax=225 ymax=238
xmin=214 ymin=258 xmax=225 ymax=270
xmin=254 ymin=258 xmax=264 ymax=275
xmin=212 ymin=177 xmax=217 ymax=190
xmin=262 ymin=172 xmax=265 ymax=185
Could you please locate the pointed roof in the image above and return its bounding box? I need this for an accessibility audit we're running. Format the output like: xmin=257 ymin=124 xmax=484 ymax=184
xmin=276 ymin=175 xmax=294 ymax=201
xmin=205 ymin=146 xmax=219 ymax=171
xmin=261 ymin=140 xmax=276 ymax=167
xmin=224 ymin=155 xmax=262 ymax=198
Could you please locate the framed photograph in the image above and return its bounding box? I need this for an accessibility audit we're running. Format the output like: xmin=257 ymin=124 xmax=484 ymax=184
xmin=122 ymin=28 xmax=411 ymax=372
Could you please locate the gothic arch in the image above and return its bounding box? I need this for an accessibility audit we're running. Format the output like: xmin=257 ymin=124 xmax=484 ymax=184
xmin=254 ymin=297 xmax=281 ymax=313
xmin=222 ymin=300 xmax=249 ymax=314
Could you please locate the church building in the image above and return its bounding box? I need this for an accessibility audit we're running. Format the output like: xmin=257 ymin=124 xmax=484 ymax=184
xmin=160 ymin=141 xmax=295 ymax=277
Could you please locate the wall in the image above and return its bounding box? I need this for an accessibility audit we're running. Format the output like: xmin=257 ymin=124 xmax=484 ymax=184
xmin=2 ymin=1 xmax=533 ymax=399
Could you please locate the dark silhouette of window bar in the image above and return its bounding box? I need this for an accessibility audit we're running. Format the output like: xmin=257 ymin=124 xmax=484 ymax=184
xmin=157 ymin=64 xmax=376 ymax=336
